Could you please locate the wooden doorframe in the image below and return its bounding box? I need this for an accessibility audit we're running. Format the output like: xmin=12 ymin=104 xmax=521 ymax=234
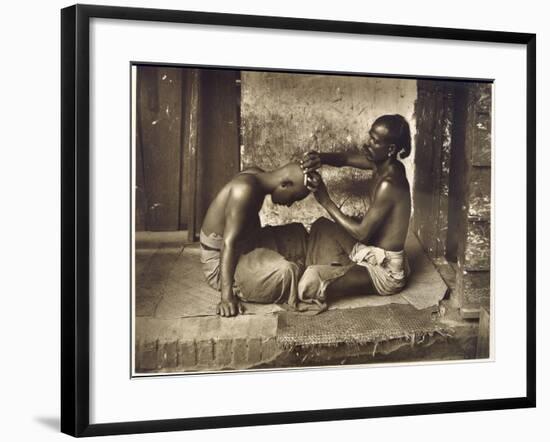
xmin=181 ymin=69 xmax=201 ymax=241
xmin=182 ymin=69 xmax=242 ymax=242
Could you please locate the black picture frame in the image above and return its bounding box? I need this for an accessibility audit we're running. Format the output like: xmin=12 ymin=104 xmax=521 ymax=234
xmin=61 ymin=4 xmax=536 ymax=437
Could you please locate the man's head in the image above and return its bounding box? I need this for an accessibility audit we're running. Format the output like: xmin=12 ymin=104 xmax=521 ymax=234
xmin=363 ymin=114 xmax=412 ymax=163
xmin=271 ymin=163 xmax=310 ymax=206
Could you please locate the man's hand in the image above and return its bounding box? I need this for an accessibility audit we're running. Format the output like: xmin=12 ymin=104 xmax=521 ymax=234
xmin=300 ymin=151 xmax=322 ymax=174
xmin=216 ymin=293 xmax=245 ymax=317
xmin=306 ymin=171 xmax=331 ymax=206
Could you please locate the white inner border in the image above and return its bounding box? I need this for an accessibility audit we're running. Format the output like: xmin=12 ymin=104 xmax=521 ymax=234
xmin=90 ymin=18 xmax=527 ymax=424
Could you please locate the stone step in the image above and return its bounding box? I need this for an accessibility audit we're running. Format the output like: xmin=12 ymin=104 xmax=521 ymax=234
xmin=135 ymin=306 xmax=481 ymax=373
xmin=135 ymin=315 xmax=282 ymax=373
xmin=136 ymin=336 xmax=283 ymax=373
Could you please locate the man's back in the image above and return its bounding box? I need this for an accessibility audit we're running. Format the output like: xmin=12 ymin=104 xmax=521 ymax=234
xmin=201 ymin=169 xmax=264 ymax=239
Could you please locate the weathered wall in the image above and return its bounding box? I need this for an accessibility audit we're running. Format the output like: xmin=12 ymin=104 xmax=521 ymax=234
xmin=241 ymin=71 xmax=417 ymax=228
xmin=455 ymin=83 xmax=492 ymax=313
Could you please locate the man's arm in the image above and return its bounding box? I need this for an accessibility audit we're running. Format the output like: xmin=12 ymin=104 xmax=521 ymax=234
xmin=218 ymin=184 xmax=256 ymax=317
xmin=313 ymin=175 xmax=394 ymax=243
xmin=301 ymin=151 xmax=374 ymax=172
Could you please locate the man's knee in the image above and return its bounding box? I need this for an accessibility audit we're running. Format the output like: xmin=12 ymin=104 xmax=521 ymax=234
xmin=235 ymin=250 xmax=299 ymax=284
xmin=309 ymin=217 xmax=338 ymax=237
xmin=268 ymin=222 xmax=308 ymax=242
xmin=287 ymin=222 xmax=308 ymax=236
xmin=310 ymin=217 xmax=335 ymax=235
xmin=276 ymin=259 xmax=300 ymax=279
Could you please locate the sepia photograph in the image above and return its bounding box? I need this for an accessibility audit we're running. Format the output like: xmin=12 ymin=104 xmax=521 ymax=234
xmin=132 ymin=65 xmax=492 ymax=375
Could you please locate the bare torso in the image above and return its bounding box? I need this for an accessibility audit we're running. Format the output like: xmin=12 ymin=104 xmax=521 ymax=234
xmin=201 ymin=167 xmax=265 ymax=239
xmin=366 ymin=161 xmax=411 ymax=251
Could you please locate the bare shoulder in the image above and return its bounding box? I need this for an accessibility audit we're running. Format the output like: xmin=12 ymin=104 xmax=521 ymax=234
xmin=374 ymin=178 xmax=397 ymax=200
xmin=229 ymin=173 xmax=263 ymax=204
xmin=241 ymin=166 xmax=264 ymax=174
xmin=375 ymin=165 xmax=409 ymax=202
xmin=384 ymin=162 xmax=409 ymax=188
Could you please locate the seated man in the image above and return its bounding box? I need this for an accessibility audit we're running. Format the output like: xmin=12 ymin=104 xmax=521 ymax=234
xmin=299 ymin=114 xmax=412 ymax=302
xmin=200 ymin=163 xmax=311 ymax=317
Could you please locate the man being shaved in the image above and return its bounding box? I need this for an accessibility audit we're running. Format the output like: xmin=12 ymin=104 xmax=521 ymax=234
xmin=200 ymin=163 xmax=311 ymax=317
xmin=299 ymin=114 xmax=412 ymax=302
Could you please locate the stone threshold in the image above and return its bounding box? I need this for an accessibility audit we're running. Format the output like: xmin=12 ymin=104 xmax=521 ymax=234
xmin=134 ymin=302 xmax=480 ymax=375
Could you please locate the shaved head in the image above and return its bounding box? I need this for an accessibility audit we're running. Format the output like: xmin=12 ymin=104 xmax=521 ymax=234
xmin=271 ymin=162 xmax=310 ymax=206
xmin=285 ymin=163 xmax=309 ymax=192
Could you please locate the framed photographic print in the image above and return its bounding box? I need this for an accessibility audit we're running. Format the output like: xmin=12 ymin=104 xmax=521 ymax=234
xmin=61 ymin=4 xmax=536 ymax=437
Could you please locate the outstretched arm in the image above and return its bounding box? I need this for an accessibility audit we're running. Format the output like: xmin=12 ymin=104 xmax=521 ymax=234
xmin=310 ymin=173 xmax=394 ymax=243
xmin=301 ymin=150 xmax=374 ymax=172
xmin=218 ymin=185 xmax=255 ymax=317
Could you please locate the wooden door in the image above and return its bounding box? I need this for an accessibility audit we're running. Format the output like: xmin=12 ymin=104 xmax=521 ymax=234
xmin=136 ymin=66 xmax=241 ymax=236
xmin=135 ymin=66 xmax=184 ymax=231
xmin=193 ymin=69 xmax=241 ymax=239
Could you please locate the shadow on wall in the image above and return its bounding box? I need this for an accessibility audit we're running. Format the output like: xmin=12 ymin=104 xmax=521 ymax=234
xmin=240 ymin=71 xmax=418 ymax=228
